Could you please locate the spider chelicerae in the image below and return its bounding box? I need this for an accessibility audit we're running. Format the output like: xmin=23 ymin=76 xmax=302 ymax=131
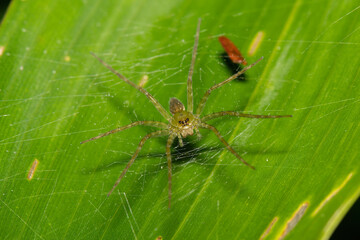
xmin=81 ymin=19 xmax=292 ymax=208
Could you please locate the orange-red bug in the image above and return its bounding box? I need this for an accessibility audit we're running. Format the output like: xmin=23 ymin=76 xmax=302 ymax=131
xmin=218 ymin=36 xmax=247 ymax=65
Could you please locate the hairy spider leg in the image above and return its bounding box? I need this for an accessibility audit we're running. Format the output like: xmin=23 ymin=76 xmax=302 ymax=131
xmin=166 ymin=134 xmax=176 ymax=208
xmin=199 ymin=123 xmax=255 ymax=169
xmin=80 ymin=121 xmax=168 ymax=144
xmin=195 ymin=128 xmax=202 ymax=139
xmin=107 ymin=130 xmax=169 ymax=196
xmin=196 ymin=56 xmax=264 ymax=116
xmin=176 ymin=133 xmax=184 ymax=147
xmin=90 ymin=52 xmax=172 ymax=122
xmin=187 ymin=18 xmax=201 ymax=113
xmin=201 ymin=111 xmax=292 ymax=122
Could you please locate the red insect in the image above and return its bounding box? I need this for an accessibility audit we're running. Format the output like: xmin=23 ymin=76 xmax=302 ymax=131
xmin=218 ymin=36 xmax=247 ymax=65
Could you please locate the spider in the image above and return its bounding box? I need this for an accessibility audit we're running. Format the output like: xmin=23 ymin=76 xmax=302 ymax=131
xmin=81 ymin=19 xmax=292 ymax=208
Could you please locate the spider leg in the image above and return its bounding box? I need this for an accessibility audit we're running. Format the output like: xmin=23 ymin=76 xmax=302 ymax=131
xmin=177 ymin=133 xmax=184 ymax=147
xmin=107 ymin=130 xmax=168 ymax=196
xmin=187 ymin=18 xmax=201 ymax=113
xmin=199 ymin=122 xmax=255 ymax=169
xmin=80 ymin=121 xmax=168 ymax=144
xmin=195 ymin=128 xmax=202 ymax=139
xmin=195 ymin=57 xmax=264 ymax=116
xmin=91 ymin=52 xmax=172 ymax=121
xmin=166 ymin=134 xmax=176 ymax=208
xmin=201 ymin=111 xmax=292 ymax=122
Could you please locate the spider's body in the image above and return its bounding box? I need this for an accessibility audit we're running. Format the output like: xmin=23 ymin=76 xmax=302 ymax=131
xmin=81 ymin=19 xmax=292 ymax=208
xmin=169 ymin=98 xmax=197 ymax=139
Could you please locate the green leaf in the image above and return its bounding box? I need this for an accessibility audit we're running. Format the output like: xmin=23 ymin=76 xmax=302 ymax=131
xmin=1 ymin=0 xmax=359 ymax=239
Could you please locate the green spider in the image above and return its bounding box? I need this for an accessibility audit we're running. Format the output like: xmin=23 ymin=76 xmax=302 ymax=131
xmin=81 ymin=19 xmax=292 ymax=208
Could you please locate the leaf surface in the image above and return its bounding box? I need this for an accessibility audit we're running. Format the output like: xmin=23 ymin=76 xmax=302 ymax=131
xmin=0 ymin=0 xmax=359 ymax=239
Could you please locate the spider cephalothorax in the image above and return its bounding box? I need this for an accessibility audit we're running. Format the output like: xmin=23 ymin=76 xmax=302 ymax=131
xmin=81 ymin=19 xmax=292 ymax=208
xmin=169 ymin=98 xmax=198 ymax=139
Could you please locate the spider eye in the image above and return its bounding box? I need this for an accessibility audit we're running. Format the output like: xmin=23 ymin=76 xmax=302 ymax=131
xmin=186 ymin=118 xmax=189 ymax=122
xmin=178 ymin=121 xmax=182 ymax=123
